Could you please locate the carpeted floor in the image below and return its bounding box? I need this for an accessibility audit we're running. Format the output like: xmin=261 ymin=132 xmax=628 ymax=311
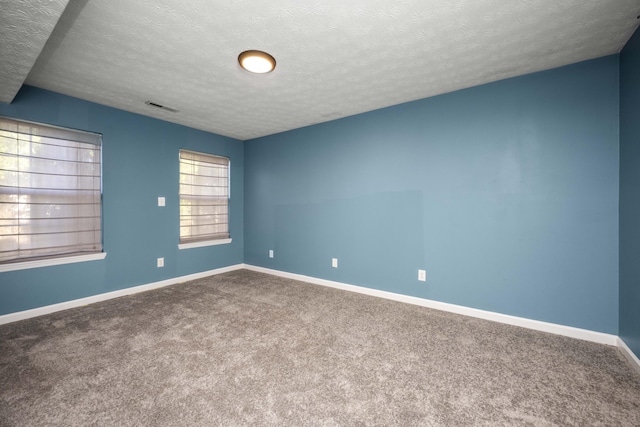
xmin=0 ymin=269 xmax=639 ymax=426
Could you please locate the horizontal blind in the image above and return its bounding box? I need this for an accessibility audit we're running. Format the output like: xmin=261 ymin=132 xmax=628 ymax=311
xmin=179 ymin=150 xmax=229 ymax=244
xmin=0 ymin=117 xmax=102 ymax=264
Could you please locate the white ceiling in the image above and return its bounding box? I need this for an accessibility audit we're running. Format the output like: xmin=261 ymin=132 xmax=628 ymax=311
xmin=0 ymin=0 xmax=70 ymax=104
xmin=2 ymin=0 xmax=640 ymax=141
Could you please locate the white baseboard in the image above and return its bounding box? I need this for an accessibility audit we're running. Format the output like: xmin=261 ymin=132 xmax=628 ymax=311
xmin=617 ymin=337 xmax=640 ymax=375
xmin=0 ymin=263 xmax=628 ymax=353
xmin=243 ymin=264 xmax=619 ymax=347
xmin=0 ymin=264 xmax=245 ymax=326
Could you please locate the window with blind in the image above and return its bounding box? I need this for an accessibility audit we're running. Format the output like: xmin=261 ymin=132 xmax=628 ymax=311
xmin=0 ymin=117 xmax=102 ymax=265
xmin=179 ymin=150 xmax=230 ymax=246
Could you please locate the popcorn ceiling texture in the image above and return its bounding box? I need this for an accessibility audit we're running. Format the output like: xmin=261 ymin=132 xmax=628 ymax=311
xmin=5 ymin=0 xmax=640 ymax=139
xmin=0 ymin=0 xmax=69 ymax=103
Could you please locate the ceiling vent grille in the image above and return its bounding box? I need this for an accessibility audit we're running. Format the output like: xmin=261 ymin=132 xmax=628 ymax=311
xmin=145 ymin=100 xmax=179 ymax=113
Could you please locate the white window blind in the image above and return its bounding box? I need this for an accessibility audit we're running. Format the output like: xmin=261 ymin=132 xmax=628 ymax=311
xmin=179 ymin=150 xmax=229 ymax=244
xmin=0 ymin=117 xmax=102 ymax=264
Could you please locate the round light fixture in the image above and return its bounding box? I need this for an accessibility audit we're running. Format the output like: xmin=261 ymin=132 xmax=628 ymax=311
xmin=238 ymin=50 xmax=276 ymax=74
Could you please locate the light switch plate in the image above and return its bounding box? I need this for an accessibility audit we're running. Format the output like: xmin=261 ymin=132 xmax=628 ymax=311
xmin=157 ymin=257 xmax=164 ymax=267
xmin=158 ymin=197 xmax=165 ymax=207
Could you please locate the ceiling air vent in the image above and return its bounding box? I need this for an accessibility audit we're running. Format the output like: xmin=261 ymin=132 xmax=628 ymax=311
xmin=145 ymin=100 xmax=179 ymax=113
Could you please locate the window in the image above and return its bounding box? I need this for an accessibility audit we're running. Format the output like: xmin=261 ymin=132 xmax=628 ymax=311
xmin=0 ymin=117 xmax=102 ymax=267
xmin=179 ymin=150 xmax=230 ymax=248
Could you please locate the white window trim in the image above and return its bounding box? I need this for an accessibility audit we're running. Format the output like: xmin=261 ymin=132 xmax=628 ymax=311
xmin=179 ymin=149 xmax=230 ymax=245
xmin=0 ymin=115 xmax=103 ymax=265
xmin=178 ymin=238 xmax=232 ymax=250
xmin=0 ymin=252 xmax=107 ymax=273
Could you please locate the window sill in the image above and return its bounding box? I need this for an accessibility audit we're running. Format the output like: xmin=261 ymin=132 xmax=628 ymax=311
xmin=0 ymin=252 xmax=107 ymax=273
xmin=178 ymin=238 xmax=232 ymax=250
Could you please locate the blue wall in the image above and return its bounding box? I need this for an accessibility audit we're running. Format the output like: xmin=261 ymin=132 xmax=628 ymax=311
xmin=620 ymin=27 xmax=640 ymax=357
xmin=0 ymin=56 xmax=625 ymax=338
xmin=0 ymin=86 xmax=244 ymax=315
xmin=245 ymin=56 xmax=620 ymax=334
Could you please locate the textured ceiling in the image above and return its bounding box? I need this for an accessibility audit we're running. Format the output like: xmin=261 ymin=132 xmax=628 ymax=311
xmin=3 ymin=0 xmax=640 ymax=140
xmin=0 ymin=0 xmax=69 ymax=103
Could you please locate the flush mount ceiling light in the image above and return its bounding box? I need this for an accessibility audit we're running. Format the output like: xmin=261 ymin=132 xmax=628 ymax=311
xmin=238 ymin=50 xmax=276 ymax=74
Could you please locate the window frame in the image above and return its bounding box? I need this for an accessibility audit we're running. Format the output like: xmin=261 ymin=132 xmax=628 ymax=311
xmin=0 ymin=116 xmax=105 ymax=272
xmin=178 ymin=149 xmax=231 ymax=250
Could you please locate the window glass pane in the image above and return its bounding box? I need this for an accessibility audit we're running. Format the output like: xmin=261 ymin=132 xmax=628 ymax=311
xmin=179 ymin=149 xmax=229 ymax=244
xmin=0 ymin=117 xmax=102 ymax=264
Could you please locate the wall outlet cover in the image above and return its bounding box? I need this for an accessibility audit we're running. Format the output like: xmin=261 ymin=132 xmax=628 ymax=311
xmin=418 ymin=269 xmax=426 ymax=281
xmin=157 ymin=257 xmax=164 ymax=267
xmin=158 ymin=197 xmax=165 ymax=207
xmin=332 ymin=258 xmax=338 ymax=268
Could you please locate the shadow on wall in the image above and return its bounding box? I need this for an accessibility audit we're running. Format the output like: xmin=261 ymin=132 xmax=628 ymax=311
xmin=275 ymin=190 xmax=425 ymax=293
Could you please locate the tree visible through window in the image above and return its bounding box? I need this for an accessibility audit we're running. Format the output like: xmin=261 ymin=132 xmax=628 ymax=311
xmin=0 ymin=117 xmax=102 ymax=264
xmin=179 ymin=150 xmax=229 ymax=244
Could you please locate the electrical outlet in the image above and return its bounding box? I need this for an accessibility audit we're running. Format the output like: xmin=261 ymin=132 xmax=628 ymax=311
xmin=418 ymin=269 xmax=426 ymax=282
xmin=269 ymin=249 xmax=274 ymax=258
xmin=158 ymin=196 xmax=165 ymax=207
xmin=157 ymin=257 xmax=164 ymax=268
xmin=332 ymin=258 xmax=338 ymax=268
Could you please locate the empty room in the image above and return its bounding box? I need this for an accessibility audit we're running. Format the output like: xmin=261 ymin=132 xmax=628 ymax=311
xmin=1 ymin=1 xmax=640 ymax=425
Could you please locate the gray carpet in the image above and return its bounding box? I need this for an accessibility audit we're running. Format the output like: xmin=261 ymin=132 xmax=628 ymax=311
xmin=1 ymin=269 xmax=639 ymax=426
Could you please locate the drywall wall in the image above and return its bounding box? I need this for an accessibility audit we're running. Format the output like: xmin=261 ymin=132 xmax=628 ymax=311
xmin=244 ymin=56 xmax=620 ymax=334
xmin=620 ymin=27 xmax=640 ymax=358
xmin=0 ymin=86 xmax=243 ymax=315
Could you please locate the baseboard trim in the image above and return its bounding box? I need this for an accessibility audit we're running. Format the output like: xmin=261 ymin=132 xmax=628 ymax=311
xmin=243 ymin=264 xmax=619 ymax=347
xmin=0 ymin=264 xmax=245 ymax=325
xmin=617 ymin=337 xmax=640 ymax=375
xmin=0 ymin=263 xmax=625 ymax=351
